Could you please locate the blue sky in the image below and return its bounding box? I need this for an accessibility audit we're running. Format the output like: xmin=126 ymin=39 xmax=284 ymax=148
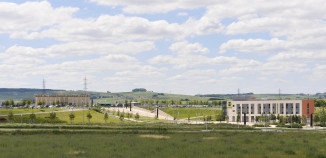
xmin=0 ymin=0 xmax=325 ymax=94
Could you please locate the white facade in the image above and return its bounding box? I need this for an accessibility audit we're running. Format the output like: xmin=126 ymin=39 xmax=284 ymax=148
xmin=227 ymin=100 xmax=302 ymax=123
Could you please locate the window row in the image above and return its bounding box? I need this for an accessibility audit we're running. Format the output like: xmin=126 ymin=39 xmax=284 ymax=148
xmin=236 ymin=103 xmax=300 ymax=114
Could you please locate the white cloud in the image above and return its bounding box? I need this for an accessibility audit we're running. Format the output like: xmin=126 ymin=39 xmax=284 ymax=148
xmin=88 ymin=0 xmax=217 ymax=14
xmin=149 ymin=41 xmax=260 ymax=69
xmin=0 ymin=1 xmax=78 ymax=36
xmin=22 ymin=14 xmax=186 ymax=42
xmin=1 ymin=41 xmax=155 ymax=59
xmin=311 ymin=65 xmax=326 ymax=80
xmin=169 ymin=41 xmax=209 ymax=55
xmin=219 ymin=38 xmax=286 ymax=53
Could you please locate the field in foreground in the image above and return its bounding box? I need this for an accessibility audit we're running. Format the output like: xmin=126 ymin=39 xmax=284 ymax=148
xmin=0 ymin=132 xmax=325 ymax=158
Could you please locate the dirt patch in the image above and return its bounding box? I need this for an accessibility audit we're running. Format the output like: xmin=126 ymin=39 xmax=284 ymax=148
xmin=203 ymin=137 xmax=217 ymax=140
xmin=139 ymin=135 xmax=170 ymax=139
xmin=67 ymin=150 xmax=86 ymax=156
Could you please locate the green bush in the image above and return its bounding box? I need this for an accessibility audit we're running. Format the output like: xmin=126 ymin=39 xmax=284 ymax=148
xmin=276 ymin=123 xmax=303 ymax=128
xmin=253 ymin=124 xmax=270 ymax=127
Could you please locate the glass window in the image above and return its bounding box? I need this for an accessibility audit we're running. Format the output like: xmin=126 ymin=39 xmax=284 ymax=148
xmin=272 ymin=103 xmax=276 ymax=114
xmin=296 ymin=103 xmax=300 ymax=114
xmin=307 ymin=103 xmax=310 ymax=114
xmin=286 ymin=103 xmax=293 ymax=114
xmin=251 ymin=104 xmax=254 ymax=114
xmin=242 ymin=104 xmax=249 ymax=114
xmin=263 ymin=104 xmax=270 ymax=114
xmin=258 ymin=104 xmax=261 ymax=114
xmin=236 ymin=104 xmax=241 ymax=114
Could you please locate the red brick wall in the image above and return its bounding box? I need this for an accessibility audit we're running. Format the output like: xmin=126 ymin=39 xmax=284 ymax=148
xmin=302 ymin=100 xmax=314 ymax=118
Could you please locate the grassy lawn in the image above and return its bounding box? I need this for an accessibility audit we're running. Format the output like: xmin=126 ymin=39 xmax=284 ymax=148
xmin=162 ymin=107 xmax=221 ymax=119
xmin=0 ymin=110 xmax=122 ymax=124
xmin=0 ymin=108 xmax=66 ymax=115
xmin=37 ymin=110 xmax=122 ymax=124
xmin=0 ymin=132 xmax=325 ymax=158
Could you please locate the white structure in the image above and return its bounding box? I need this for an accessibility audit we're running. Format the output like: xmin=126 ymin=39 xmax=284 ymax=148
xmin=227 ymin=100 xmax=314 ymax=123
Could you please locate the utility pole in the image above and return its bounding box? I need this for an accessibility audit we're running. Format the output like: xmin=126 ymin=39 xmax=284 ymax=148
xmin=238 ymin=88 xmax=240 ymax=96
xmin=42 ymin=78 xmax=46 ymax=95
xmin=83 ymin=76 xmax=87 ymax=129
xmin=279 ymin=88 xmax=281 ymax=100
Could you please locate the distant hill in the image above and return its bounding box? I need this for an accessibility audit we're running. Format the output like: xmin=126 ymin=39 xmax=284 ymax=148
xmin=0 ymin=88 xmax=324 ymax=103
xmin=0 ymin=88 xmax=209 ymax=103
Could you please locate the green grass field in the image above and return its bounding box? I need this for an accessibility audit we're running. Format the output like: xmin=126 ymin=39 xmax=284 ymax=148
xmin=162 ymin=107 xmax=221 ymax=119
xmin=95 ymin=91 xmax=211 ymax=104
xmin=0 ymin=132 xmax=325 ymax=158
xmin=0 ymin=108 xmax=65 ymax=115
xmin=1 ymin=110 xmax=122 ymax=124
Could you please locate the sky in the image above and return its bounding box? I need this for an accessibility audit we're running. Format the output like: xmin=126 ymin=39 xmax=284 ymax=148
xmin=0 ymin=0 xmax=326 ymax=95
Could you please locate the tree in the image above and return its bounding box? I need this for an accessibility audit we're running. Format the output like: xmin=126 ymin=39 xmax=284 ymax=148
xmin=236 ymin=112 xmax=241 ymax=123
xmin=314 ymin=99 xmax=326 ymax=107
xmin=140 ymin=99 xmax=144 ymax=105
xmin=302 ymin=115 xmax=307 ymax=124
xmin=270 ymin=114 xmax=276 ymax=122
xmin=9 ymin=99 xmax=14 ymax=106
xmin=135 ymin=113 xmax=140 ymax=120
xmin=255 ymin=116 xmax=260 ymax=122
xmin=49 ymin=112 xmax=56 ymax=123
xmin=119 ymin=112 xmax=124 ymax=121
xmin=87 ymin=112 xmax=92 ymax=123
xmin=19 ymin=100 xmax=26 ymax=106
xmin=8 ymin=111 xmax=14 ymax=123
xmin=319 ymin=107 xmax=326 ymax=126
xmin=206 ymin=115 xmax=212 ymax=122
xmin=314 ymin=113 xmax=320 ymax=123
xmin=69 ymin=112 xmax=75 ymax=124
xmin=276 ymin=114 xmax=280 ymax=121
xmin=26 ymin=99 xmax=32 ymax=106
xmin=279 ymin=116 xmax=285 ymax=124
xmin=104 ymin=112 xmax=109 ymax=123
xmin=29 ymin=113 xmax=36 ymax=123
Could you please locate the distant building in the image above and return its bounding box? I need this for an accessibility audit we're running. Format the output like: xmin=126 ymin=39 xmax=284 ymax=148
xmin=227 ymin=100 xmax=314 ymax=123
xmin=35 ymin=95 xmax=90 ymax=106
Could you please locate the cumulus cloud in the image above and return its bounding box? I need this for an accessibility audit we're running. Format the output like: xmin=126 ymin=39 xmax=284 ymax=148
xmin=1 ymin=41 xmax=155 ymax=59
xmin=0 ymin=1 xmax=78 ymax=36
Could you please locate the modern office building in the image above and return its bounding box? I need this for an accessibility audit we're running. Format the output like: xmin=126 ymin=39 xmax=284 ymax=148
xmin=35 ymin=95 xmax=90 ymax=106
xmin=227 ymin=100 xmax=314 ymax=123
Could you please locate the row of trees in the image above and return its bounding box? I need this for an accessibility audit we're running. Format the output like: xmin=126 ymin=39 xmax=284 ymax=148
xmin=5 ymin=110 xmax=113 ymax=124
xmin=237 ymin=113 xmax=305 ymax=124
xmin=2 ymin=99 xmax=34 ymax=107
xmin=111 ymin=110 xmax=140 ymax=121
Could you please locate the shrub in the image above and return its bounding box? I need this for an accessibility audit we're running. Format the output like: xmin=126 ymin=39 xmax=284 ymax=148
xmin=135 ymin=113 xmax=140 ymax=120
xmin=8 ymin=111 xmax=14 ymax=123
xmin=29 ymin=113 xmax=36 ymax=123
xmin=93 ymin=108 xmax=101 ymax=113
xmin=253 ymin=124 xmax=270 ymax=127
xmin=276 ymin=123 xmax=303 ymax=128
xmin=87 ymin=112 xmax=92 ymax=123
xmin=0 ymin=117 xmax=7 ymax=122
xmin=119 ymin=112 xmax=124 ymax=121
